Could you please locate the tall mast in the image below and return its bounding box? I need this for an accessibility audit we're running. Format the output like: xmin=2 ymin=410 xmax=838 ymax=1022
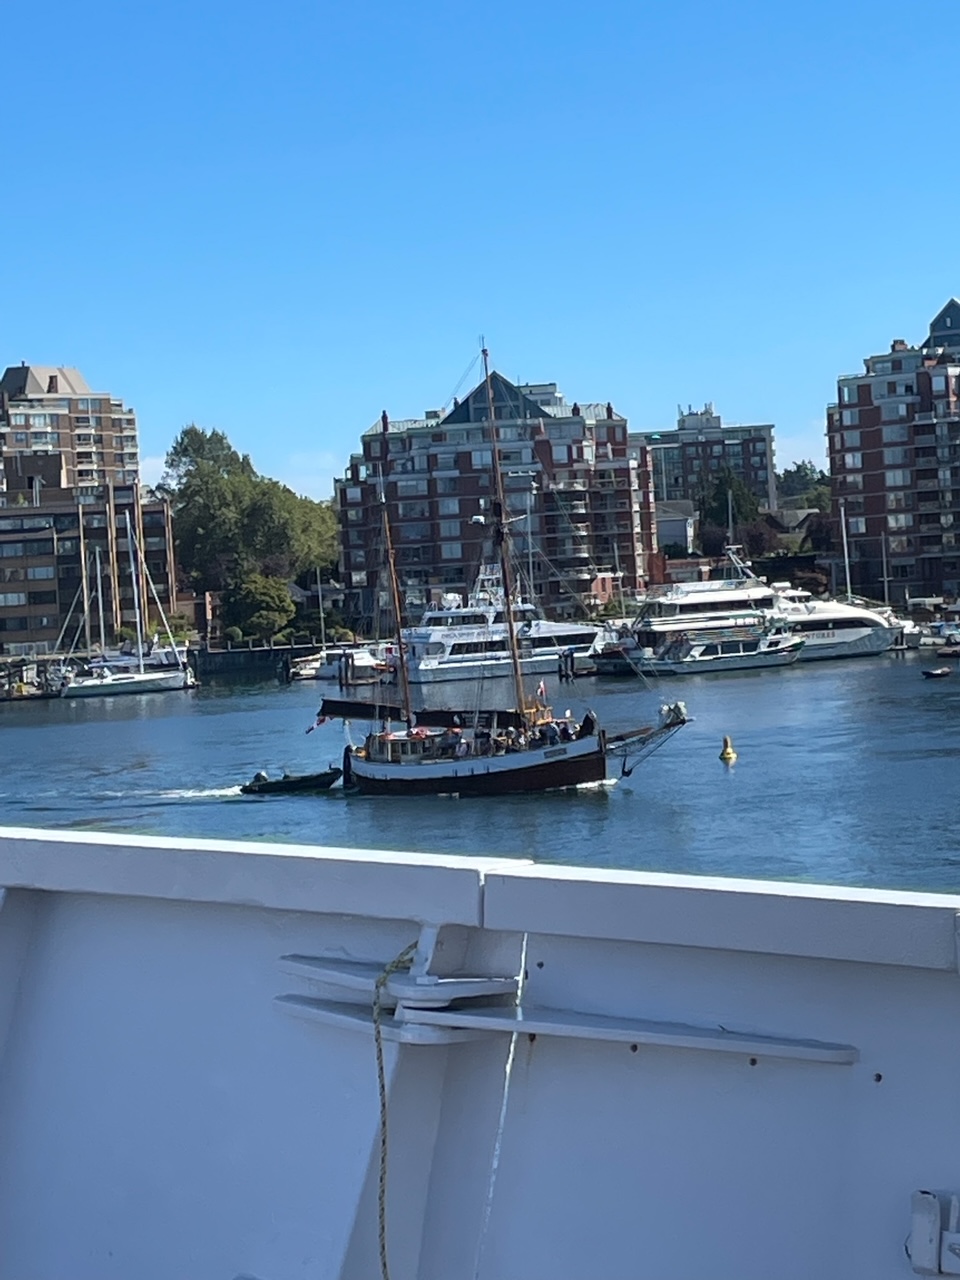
xmin=482 ymin=347 xmax=528 ymax=724
xmin=839 ymin=497 xmax=852 ymax=602
xmin=95 ymin=546 xmax=107 ymax=653
xmin=316 ymin=566 xmax=327 ymax=655
xmin=124 ymin=511 xmax=145 ymax=674
xmin=379 ymin=473 xmax=412 ymax=726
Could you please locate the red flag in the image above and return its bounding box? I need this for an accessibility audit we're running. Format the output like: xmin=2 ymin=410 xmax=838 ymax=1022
xmin=536 ymin=679 xmax=546 ymax=699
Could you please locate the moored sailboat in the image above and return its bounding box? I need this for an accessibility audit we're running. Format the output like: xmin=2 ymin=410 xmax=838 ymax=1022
xmin=60 ymin=514 xmax=196 ymax=699
xmin=335 ymin=348 xmax=688 ymax=796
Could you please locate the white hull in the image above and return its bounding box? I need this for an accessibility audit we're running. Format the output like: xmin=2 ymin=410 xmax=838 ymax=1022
xmin=642 ymin=645 xmax=803 ymax=675
xmin=794 ymin=628 xmax=896 ymax=661
xmin=61 ymin=669 xmax=195 ymax=697
xmin=407 ymin=649 xmax=574 ymax=684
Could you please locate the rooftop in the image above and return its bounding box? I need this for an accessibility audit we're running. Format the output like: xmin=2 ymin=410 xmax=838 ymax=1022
xmin=0 ymin=365 xmax=93 ymax=398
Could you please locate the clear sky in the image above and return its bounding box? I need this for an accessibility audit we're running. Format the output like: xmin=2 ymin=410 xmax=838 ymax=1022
xmin=2 ymin=0 xmax=953 ymax=498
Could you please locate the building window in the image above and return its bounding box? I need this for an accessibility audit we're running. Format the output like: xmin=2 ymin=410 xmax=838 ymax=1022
xmin=437 ymin=497 xmax=460 ymax=516
xmin=887 ymin=513 xmax=913 ymax=530
xmin=889 ymin=536 xmax=912 ymax=553
xmin=840 ymin=385 xmax=857 ymax=404
xmin=344 ymin=487 xmax=362 ymax=503
xmin=440 ymin=542 xmax=461 ymax=560
xmin=0 ymin=592 xmax=27 ymax=607
xmin=843 ymin=452 xmax=862 ymax=469
xmin=933 ymin=374 xmax=948 ymax=394
xmin=885 ymin=469 xmax=911 ymax=487
xmin=847 ymin=517 xmax=866 ymax=534
xmin=882 ymin=424 xmax=909 ymax=443
xmin=842 ymin=430 xmax=861 ymax=448
xmin=886 ymin=491 xmax=911 ymax=511
xmin=439 ymin=520 xmax=460 ymax=538
xmin=470 ymin=450 xmax=492 ymax=469
xmin=841 ymin=409 xmax=859 ymax=427
xmin=26 ymin=566 xmax=55 ymax=580
xmin=883 ymin=448 xmax=909 ymax=465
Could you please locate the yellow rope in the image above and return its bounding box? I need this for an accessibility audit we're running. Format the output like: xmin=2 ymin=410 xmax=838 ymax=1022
xmin=373 ymin=939 xmax=419 ymax=1280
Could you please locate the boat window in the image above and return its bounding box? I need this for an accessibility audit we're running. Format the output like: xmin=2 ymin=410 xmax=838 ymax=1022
xmin=700 ymin=644 xmax=719 ymax=656
xmin=720 ymin=642 xmax=740 ymax=655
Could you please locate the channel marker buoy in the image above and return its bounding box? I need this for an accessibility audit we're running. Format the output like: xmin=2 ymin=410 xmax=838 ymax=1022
xmin=719 ymin=735 xmax=737 ymax=765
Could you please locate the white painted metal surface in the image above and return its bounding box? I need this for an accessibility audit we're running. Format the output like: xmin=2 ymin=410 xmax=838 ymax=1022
xmin=0 ymin=826 xmax=954 ymax=1278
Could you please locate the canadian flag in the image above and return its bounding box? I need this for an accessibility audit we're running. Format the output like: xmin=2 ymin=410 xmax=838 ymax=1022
xmin=536 ymin=680 xmax=547 ymax=699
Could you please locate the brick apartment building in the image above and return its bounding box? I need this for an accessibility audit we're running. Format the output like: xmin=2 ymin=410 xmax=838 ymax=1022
xmin=334 ymin=372 xmax=657 ymax=626
xmin=827 ymin=300 xmax=960 ymax=602
xmin=629 ymin=404 xmax=778 ymax=513
xmin=0 ymin=365 xmax=177 ymax=654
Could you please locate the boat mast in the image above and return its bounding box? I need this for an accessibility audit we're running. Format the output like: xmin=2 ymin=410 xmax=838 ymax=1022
xmin=379 ymin=472 xmax=413 ymax=726
xmin=839 ymin=497 xmax=852 ymax=601
xmin=95 ymin=546 xmax=107 ymax=653
xmin=482 ymin=346 xmax=528 ymax=723
xmin=316 ymin=566 xmax=327 ymax=656
xmin=124 ymin=512 xmax=145 ymax=675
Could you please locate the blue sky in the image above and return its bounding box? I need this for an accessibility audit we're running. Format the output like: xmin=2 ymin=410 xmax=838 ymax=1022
xmin=2 ymin=1 xmax=952 ymax=497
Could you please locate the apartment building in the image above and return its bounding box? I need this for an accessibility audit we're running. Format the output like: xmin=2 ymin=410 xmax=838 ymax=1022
xmin=334 ymin=372 xmax=657 ymax=625
xmin=0 ymin=365 xmax=176 ymax=654
xmin=0 ymin=364 xmax=140 ymax=493
xmin=827 ymin=300 xmax=960 ymax=601
xmin=629 ymin=404 xmax=777 ymax=512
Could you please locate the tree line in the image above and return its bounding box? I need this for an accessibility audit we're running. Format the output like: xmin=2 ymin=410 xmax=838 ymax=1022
xmin=159 ymin=426 xmax=339 ymax=640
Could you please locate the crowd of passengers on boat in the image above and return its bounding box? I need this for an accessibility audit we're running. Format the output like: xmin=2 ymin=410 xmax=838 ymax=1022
xmin=362 ymin=712 xmax=598 ymax=762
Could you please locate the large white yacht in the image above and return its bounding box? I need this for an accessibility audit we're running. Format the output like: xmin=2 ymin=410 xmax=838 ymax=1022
xmin=401 ymin=564 xmax=600 ymax=683
xmin=635 ymin=550 xmax=898 ymax=661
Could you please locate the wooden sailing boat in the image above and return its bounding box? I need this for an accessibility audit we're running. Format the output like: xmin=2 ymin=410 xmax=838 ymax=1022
xmin=338 ymin=348 xmax=688 ymax=796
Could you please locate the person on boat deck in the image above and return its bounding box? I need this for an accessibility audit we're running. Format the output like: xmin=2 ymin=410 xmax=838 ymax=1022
xmin=558 ymin=720 xmax=573 ymax=742
xmin=577 ymin=711 xmax=597 ymax=739
xmin=544 ymin=722 xmax=560 ymax=746
xmin=455 ymin=737 xmax=469 ymax=758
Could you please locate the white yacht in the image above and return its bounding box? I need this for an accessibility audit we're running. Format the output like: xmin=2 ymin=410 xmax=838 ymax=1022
xmin=595 ymin=612 xmax=805 ymax=676
xmin=401 ymin=565 xmax=600 ymax=684
xmin=633 ymin=550 xmax=898 ymax=661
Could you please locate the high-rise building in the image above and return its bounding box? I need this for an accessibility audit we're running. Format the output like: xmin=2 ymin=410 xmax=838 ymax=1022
xmin=0 ymin=364 xmax=140 ymax=494
xmin=827 ymin=300 xmax=960 ymax=601
xmin=0 ymin=365 xmax=176 ymax=655
xmin=629 ymin=404 xmax=777 ymax=513
xmin=334 ymin=372 xmax=657 ymax=626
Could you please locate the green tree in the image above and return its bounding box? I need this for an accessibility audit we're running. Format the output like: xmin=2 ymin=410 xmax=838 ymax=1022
xmin=801 ymin=514 xmax=835 ymax=553
xmin=221 ymin=575 xmax=296 ymax=639
xmin=777 ymin=460 xmax=829 ymax=500
xmin=700 ymin=468 xmax=760 ymax=528
xmin=161 ymin=426 xmax=339 ymax=591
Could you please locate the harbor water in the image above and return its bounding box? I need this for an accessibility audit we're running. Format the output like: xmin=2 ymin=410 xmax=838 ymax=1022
xmin=2 ymin=651 xmax=959 ymax=892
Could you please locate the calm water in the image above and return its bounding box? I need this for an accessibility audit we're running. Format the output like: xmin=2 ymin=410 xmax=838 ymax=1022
xmin=2 ymin=653 xmax=959 ymax=892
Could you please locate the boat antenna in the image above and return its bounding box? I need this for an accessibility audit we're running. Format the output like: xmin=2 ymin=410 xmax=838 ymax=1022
xmin=482 ymin=345 xmax=529 ymax=725
xmin=378 ymin=466 xmax=413 ymax=728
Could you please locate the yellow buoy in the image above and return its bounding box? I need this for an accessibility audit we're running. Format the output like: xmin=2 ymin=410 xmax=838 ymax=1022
xmin=719 ymin=735 xmax=737 ymax=765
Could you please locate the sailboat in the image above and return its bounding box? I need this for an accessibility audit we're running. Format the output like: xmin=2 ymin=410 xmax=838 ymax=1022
xmin=60 ymin=514 xmax=196 ymax=698
xmin=336 ymin=349 xmax=688 ymax=797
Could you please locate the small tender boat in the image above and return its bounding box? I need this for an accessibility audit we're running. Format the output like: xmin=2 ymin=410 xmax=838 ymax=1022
xmin=240 ymin=767 xmax=342 ymax=795
xmin=922 ymin=667 xmax=953 ymax=680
